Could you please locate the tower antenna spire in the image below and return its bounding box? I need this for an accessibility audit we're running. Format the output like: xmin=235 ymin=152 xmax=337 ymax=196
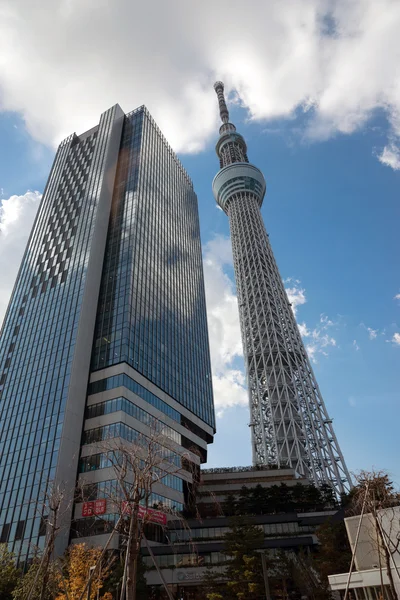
xmin=214 ymin=81 xmax=230 ymax=124
xmin=211 ymin=82 xmax=352 ymax=495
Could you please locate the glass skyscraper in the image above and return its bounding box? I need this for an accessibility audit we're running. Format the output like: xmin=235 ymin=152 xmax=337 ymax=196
xmin=0 ymin=105 xmax=215 ymax=562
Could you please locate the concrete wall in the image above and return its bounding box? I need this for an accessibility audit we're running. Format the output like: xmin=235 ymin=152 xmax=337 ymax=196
xmin=345 ymin=506 xmax=400 ymax=571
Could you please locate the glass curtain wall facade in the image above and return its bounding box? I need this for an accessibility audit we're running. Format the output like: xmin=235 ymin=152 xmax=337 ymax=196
xmin=91 ymin=108 xmax=214 ymax=427
xmin=74 ymin=107 xmax=215 ymax=547
xmin=0 ymin=105 xmax=124 ymax=562
xmin=0 ymin=105 xmax=215 ymax=562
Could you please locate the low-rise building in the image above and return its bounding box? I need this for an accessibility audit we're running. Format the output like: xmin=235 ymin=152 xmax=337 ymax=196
xmin=328 ymin=506 xmax=400 ymax=600
xmin=144 ymin=465 xmax=341 ymax=598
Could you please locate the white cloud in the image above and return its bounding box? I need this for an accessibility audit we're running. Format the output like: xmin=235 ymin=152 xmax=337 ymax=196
xmin=203 ymin=236 xmax=247 ymax=414
xmin=284 ymin=279 xmax=307 ymax=316
xmin=392 ymin=332 xmax=400 ymax=345
xmin=0 ymin=191 xmax=41 ymax=326
xmin=1 ymin=1 xmax=400 ymax=156
xmin=367 ymin=327 xmax=378 ymax=340
xmin=353 ymin=339 xmax=360 ymax=351
xmin=305 ymin=344 xmax=317 ymax=363
xmin=298 ymin=322 xmax=311 ymax=337
xmin=212 ymin=370 xmax=248 ymax=418
xmin=394 ymin=293 xmax=400 ymax=302
xmin=378 ymin=144 xmax=400 ymax=170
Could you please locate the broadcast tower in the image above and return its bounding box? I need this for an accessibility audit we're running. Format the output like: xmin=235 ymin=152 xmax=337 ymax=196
xmin=212 ymin=82 xmax=351 ymax=494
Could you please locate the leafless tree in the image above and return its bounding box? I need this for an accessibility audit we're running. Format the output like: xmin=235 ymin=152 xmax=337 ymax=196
xmin=22 ymin=480 xmax=72 ymax=600
xmin=352 ymin=470 xmax=400 ymax=600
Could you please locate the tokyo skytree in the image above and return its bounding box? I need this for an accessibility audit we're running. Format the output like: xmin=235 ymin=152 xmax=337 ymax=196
xmin=212 ymin=82 xmax=351 ymax=494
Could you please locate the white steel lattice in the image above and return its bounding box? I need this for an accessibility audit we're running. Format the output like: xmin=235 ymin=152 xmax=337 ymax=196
xmin=212 ymin=82 xmax=351 ymax=494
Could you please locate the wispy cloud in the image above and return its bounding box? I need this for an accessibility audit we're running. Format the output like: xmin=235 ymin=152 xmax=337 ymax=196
xmin=286 ymin=279 xmax=338 ymax=364
xmin=303 ymin=315 xmax=337 ymax=364
xmin=353 ymin=339 xmax=360 ymax=351
xmin=286 ymin=280 xmax=338 ymax=363
xmin=377 ymin=144 xmax=400 ymax=171
xmin=360 ymin=323 xmax=380 ymax=340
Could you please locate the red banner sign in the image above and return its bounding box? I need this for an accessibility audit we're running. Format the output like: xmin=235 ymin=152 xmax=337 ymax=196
xmin=81 ymin=499 xmax=107 ymax=517
xmin=82 ymin=502 xmax=93 ymax=517
xmin=81 ymin=499 xmax=165 ymax=525
xmin=94 ymin=499 xmax=107 ymax=515
xmin=122 ymin=502 xmax=167 ymax=526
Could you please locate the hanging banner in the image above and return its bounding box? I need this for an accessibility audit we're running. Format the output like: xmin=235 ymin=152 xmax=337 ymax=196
xmin=122 ymin=502 xmax=167 ymax=526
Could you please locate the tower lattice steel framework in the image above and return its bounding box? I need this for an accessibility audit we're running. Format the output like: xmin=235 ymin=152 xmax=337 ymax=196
xmin=212 ymin=82 xmax=351 ymax=494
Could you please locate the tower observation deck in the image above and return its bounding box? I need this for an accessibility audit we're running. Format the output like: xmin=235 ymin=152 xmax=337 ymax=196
xmin=212 ymin=81 xmax=351 ymax=494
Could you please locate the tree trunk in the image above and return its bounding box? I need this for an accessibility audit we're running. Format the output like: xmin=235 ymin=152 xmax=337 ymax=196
xmin=377 ymin=522 xmax=398 ymax=600
xmin=125 ymin=496 xmax=140 ymax=600
xmin=40 ymin=514 xmax=57 ymax=600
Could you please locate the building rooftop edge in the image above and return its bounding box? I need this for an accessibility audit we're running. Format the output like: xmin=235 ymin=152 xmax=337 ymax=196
xmin=201 ymin=465 xmax=299 ymax=475
xmin=67 ymin=104 xmax=194 ymax=190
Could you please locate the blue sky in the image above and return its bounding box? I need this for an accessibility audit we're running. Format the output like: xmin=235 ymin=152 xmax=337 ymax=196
xmin=0 ymin=0 xmax=399 ymax=487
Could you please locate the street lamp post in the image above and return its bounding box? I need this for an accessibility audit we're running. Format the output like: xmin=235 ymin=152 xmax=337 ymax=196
xmin=87 ymin=565 xmax=96 ymax=600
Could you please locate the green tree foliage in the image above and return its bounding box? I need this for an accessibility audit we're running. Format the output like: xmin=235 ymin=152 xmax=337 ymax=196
xmin=136 ymin=553 xmax=149 ymax=600
xmin=12 ymin=560 xmax=59 ymax=600
xmin=206 ymin=517 xmax=265 ymax=600
xmin=100 ymin=553 xmax=124 ymax=598
xmin=313 ymin=518 xmax=351 ymax=581
xmin=0 ymin=544 xmax=20 ymax=600
xmin=101 ymin=552 xmax=149 ymax=600
xmin=271 ymin=519 xmax=352 ymax=600
xmin=275 ymin=550 xmax=332 ymax=600
xmin=221 ymin=482 xmax=338 ymax=517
